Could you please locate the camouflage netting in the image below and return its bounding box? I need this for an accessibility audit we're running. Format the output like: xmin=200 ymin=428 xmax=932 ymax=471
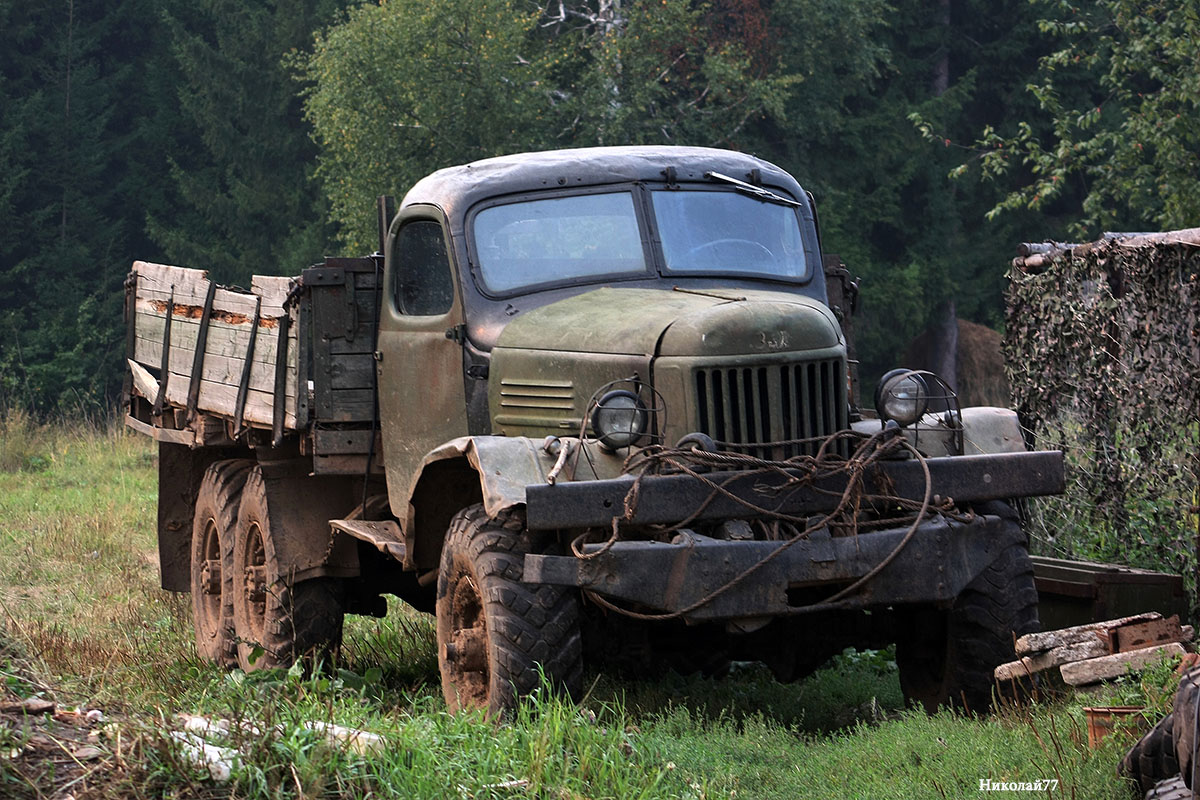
xmin=1005 ymin=230 xmax=1200 ymax=603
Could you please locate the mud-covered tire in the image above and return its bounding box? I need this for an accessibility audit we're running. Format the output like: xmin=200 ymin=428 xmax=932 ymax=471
xmin=231 ymin=466 xmax=344 ymax=671
xmin=190 ymin=459 xmax=252 ymax=665
xmin=436 ymin=505 xmax=582 ymax=717
xmin=896 ymin=542 xmax=1040 ymax=714
xmin=1144 ymin=776 xmax=1191 ymax=800
xmin=1122 ymin=714 xmax=1180 ymax=796
xmin=1174 ymin=667 xmax=1200 ymax=791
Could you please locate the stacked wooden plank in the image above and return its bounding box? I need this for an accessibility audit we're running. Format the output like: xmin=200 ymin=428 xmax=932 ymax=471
xmin=995 ymin=613 xmax=1194 ymax=687
xmin=127 ymin=261 xmax=300 ymax=431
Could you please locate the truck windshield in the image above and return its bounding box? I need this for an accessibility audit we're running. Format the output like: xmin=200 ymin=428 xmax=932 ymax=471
xmin=470 ymin=185 xmax=811 ymax=295
xmin=473 ymin=192 xmax=647 ymax=293
xmin=651 ymin=189 xmax=810 ymax=282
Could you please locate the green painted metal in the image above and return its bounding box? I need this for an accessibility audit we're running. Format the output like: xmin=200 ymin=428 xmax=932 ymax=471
xmin=376 ymin=205 xmax=471 ymax=515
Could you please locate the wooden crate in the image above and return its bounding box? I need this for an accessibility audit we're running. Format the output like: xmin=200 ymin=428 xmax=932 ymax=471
xmin=1033 ymin=555 xmax=1190 ymax=631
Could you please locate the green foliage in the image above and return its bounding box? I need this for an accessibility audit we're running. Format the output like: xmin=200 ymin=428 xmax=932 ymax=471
xmin=955 ymin=0 xmax=1200 ymax=237
xmin=0 ymin=0 xmax=176 ymax=412
xmin=1094 ymin=649 xmax=1184 ymax=719
xmin=0 ymin=408 xmax=53 ymax=472
xmin=802 ymin=0 xmax=1054 ymax=380
xmin=147 ymin=0 xmax=349 ymax=287
xmin=301 ymin=0 xmax=806 ymax=251
xmin=551 ymin=1 xmax=801 ymax=149
xmin=302 ymin=0 xmax=551 ymax=252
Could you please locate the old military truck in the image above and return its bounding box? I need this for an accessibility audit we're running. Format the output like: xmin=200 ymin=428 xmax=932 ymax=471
xmin=124 ymin=146 xmax=1063 ymax=716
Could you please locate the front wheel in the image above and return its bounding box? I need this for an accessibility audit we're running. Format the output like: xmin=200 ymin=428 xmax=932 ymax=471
xmin=436 ymin=505 xmax=582 ymax=716
xmin=896 ymin=542 xmax=1039 ymax=714
xmin=231 ymin=466 xmax=345 ymax=671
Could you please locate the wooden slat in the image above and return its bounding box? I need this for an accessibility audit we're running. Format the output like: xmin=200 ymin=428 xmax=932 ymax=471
xmin=133 ymin=312 xmax=288 ymax=367
xmin=997 ymin=620 xmax=1195 ymax=682
xmin=124 ymin=414 xmax=195 ymax=445
xmin=127 ymin=359 xmax=158 ymax=400
xmin=1015 ymin=613 xmax=1162 ymax=655
xmin=132 ymin=261 xmax=290 ymax=318
xmin=128 ymin=261 xmax=310 ymax=432
xmin=161 ymin=372 xmax=296 ymax=429
xmin=313 ymin=427 xmax=378 ymax=454
xmin=995 ymin=639 xmax=1111 ymax=681
xmin=320 ymin=389 xmax=375 ymax=422
xmin=1110 ymin=616 xmax=1185 ymax=654
xmin=250 ymin=274 xmax=294 ymax=310
xmin=313 ymin=454 xmax=384 ymax=475
xmin=330 ymin=354 xmax=375 ymax=390
xmin=135 ymin=328 xmax=294 ymax=397
xmin=1060 ymin=643 xmax=1184 ymax=686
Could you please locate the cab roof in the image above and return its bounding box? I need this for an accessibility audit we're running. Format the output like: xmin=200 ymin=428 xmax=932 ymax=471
xmin=399 ymin=146 xmax=805 ymax=225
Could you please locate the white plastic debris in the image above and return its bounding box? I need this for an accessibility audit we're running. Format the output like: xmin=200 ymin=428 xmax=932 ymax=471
xmin=172 ymin=712 xmax=386 ymax=783
xmin=168 ymin=731 xmax=236 ymax=782
xmin=179 ymin=714 xmax=230 ymax=737
xmin=303 ymin=721 xmax=384 ymax=755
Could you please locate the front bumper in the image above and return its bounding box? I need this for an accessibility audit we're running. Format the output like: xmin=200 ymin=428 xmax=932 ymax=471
xmin=521 ymin=450 xmax=1063 ymax=622
xmin=524 ymin=451 xmax=1063 ymax=530
xmin=524 ymin=513 xmax=1025 ymax=621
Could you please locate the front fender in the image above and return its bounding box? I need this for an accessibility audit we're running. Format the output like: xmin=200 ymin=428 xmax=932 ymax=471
xmin=402 ymin=435 xmax=627 ymax=569
xmin=851 ymin=406 xmax=1027 ymax=457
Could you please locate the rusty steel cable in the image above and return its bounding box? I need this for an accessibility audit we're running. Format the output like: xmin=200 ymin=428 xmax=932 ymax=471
xmin=570 ymin=427 xmax=971 ymax=621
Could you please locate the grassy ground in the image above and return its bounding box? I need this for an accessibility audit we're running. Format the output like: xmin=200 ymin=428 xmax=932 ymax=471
xmin=0 ymin=416 xmax=1159 ymax=798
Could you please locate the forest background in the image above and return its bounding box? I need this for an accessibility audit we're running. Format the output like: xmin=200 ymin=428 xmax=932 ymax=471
xmin=1 ymin=0 xmax=1196 ymax=413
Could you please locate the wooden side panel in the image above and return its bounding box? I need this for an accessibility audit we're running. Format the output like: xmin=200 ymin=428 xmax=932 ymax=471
xmin=309 ymin=259 xmax=380 ymax=424
xmin=128 ymin=261 xmax=305 ymax=431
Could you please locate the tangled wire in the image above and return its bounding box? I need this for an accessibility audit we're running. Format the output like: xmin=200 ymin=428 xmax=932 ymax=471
xmin=570 ymin=426 xmax=973 ymax=620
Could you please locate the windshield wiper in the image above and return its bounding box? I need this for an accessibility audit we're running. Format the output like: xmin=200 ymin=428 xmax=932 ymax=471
xmin=704 ymin=171 xmax=800 ymax=207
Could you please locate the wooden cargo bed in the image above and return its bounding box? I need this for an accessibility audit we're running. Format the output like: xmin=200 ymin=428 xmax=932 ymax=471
xmin=126 ymin=261 xmax=302 ymax=437
xmin=124 ymin=257 xmax=381 ymax=473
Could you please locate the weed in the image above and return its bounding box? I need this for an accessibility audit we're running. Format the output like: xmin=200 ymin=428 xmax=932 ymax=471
xmin=0 ymin=408 xmax=53 ymax=473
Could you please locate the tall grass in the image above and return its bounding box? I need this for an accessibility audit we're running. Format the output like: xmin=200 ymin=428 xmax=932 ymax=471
xmin=0 ymin=416 xmax=1154 ymax=798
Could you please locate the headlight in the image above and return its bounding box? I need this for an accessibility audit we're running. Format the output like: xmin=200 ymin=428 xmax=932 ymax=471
xmin=875 ymin=369 xmax=928 ymax=427
xmin=591 ymin=390 xmax=648 ymax=450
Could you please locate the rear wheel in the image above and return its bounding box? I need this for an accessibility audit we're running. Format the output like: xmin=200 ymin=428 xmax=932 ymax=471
xmin=436 ymin=505 xmax=582 ymax=716
xmin=231 ymin=467 xmax=344 ymax=671
xmin=190 ymin=459 xmax=252 ymax=665
xmin=896 ymin=542 xmax=1039 ymax=714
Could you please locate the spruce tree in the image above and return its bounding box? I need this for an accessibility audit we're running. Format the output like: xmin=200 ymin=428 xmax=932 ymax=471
xmin=149 ymin=0 xmax=350 ymax=286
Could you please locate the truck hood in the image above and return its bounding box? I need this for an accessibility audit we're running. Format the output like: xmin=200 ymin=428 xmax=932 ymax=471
xmin=495 ymin=287 xmax=842 ymax=357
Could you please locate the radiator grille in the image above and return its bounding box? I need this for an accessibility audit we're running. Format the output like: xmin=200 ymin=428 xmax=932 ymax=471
xmin=693 ymin=359 xmax=848 ymax=458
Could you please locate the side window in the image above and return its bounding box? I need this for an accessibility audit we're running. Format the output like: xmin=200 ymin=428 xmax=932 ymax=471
xmin=392 ymin=220 xmax=454 ymax=316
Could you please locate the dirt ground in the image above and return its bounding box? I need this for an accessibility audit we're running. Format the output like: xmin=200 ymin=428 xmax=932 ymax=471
xmin=0 ymin=635 xmax=126 ymax=799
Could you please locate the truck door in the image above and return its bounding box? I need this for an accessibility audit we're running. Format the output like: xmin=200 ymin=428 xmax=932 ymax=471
xmin=376 ymin=206 xmax=469 ymax=509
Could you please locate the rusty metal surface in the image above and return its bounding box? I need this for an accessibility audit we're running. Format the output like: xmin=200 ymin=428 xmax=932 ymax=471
xmin=401 ymin=434 xmax=632 ymax=569
xmin=377 ymin=205 xmax=473 ymax=529
xmin=329 ymin=519 xmax=406 ymax=561
xmin=156 ymin=442 xmax=236 ymax=592
xmin=524 ymin=449 xmax=1065 ymax=531
xmin=253 ymin=461 xmax=361 ymax=582
xmin=524 ymin=512 xmax=1025 ymax=620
